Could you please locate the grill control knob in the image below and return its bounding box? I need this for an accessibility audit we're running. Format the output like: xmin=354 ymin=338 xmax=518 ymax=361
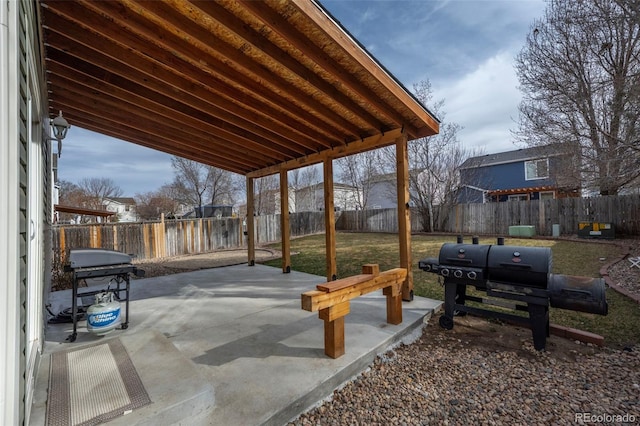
xmin=423 ymin=264 xmax=432 ymax=272
xmin=467 ymin=271 xmax=477 ymax=280
xmin=440 ymin=268 xmax=450 ymax=277
xmin=453 ymin=269 xmax=463 ymax=278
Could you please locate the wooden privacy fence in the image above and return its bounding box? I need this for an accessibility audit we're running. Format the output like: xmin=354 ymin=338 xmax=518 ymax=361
xmin=254 ymin=211 xmax=326 ymax=243
xmin=336 ymin=194 xmax=640 ymax=236
xmin=53 ymin=212 xmax=327 ymax=261
xmin=52 ymin=195 xmax=640 ymax=262
xmin=54 ymin=217 xmax=245 ymax=261
xmin=442 ymin=195 xmax=640 ymax=236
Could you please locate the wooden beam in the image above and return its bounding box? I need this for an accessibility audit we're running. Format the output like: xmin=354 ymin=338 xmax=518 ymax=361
xmin=324 ymin=158 xmax=337 ymax=282
xmin=290 ymin=0 xmax=440 ymax=139
xmin=246 ymin=176 xmax=255 ymax=266
xmin=239 ymin=0 xmax=417 ymax=132
xmin=188 ymin=0 xmax=382 ymax=132
xmin=280 ymin=170 xmax=291 ymax=273
xmin=396 ymin=134 xmax=413 ymax=301
xmin=109 ymin=0 xmax=357 ymax=139
xmin=247 ymin=128 xmax=403 ymax=178
xmin=48 ymin=0 xmax=339 ymax=151
xmin=44 ymin=41 xmax=303 ymax=160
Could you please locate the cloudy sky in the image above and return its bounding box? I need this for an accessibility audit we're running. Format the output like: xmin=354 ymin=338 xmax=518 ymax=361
xmin=57 ymin=0 xmax=546 ymax=196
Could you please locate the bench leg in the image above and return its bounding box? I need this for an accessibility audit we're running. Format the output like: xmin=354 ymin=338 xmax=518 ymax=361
xmin=319 ymin=301 xmax=350 ymax=358
xmin=323 ymin=317 xmax=345 ymax=359
xmin=383 ymin=285 xmax=402 ymax=325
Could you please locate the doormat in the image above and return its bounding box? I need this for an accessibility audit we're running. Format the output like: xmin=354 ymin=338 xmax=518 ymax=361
xmin=46 ymin=339 xmax=151 ymax=426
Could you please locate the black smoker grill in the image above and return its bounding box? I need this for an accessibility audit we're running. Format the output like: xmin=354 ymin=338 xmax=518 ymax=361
xmin=63 ymin=248 xmax=145 ymax=342
xmin=419 ymin=237 xmax=608 ymax=350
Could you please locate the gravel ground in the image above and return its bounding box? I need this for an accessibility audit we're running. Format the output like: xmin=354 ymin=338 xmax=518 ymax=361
xmin=288 ymin=317 xmax=639 ymax=426
xmin=131 ymin=248 xmax=282 ymax=278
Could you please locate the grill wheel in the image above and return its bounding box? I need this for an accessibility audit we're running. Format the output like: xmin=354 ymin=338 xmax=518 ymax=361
xmin=439 ymin=315 xmax=454 ymax=330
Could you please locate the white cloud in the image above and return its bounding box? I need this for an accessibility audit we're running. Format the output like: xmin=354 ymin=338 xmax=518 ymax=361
xmin=434 ymin=50 xmax=523 ymax=153
xmin=58 ymin=128 xmax=174 ymax=195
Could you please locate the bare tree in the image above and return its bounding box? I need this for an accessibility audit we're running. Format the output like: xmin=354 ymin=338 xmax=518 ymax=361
xmin=57 ymin=180 xmax=85 ymax=206
xmin=169 ymin=156 xmax=237 ymax=217
xmin=135 ymin=189 xmax=181 ymax=220
xmin=515 ymin=0 xmax=640 ymax=195
xmin=336 ymin=150 xmax=380 ymax=210
xmin=254 ymin=174 xmax=279 ymax=215
xmin=169 ymin=157 xmax=209 ymax=216
xmin=379 ymin=80 xmax=472 ymax=231
xmin=77 ymin=177 xmax=123 ymax=210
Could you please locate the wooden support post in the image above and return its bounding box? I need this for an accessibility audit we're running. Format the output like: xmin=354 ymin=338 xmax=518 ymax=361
xmin=324 ymin=158 xmax=337 ymax=281
xmin=279 ymin=170 xmax=291 ymax=273
xmin=396 ymin=133 xmax=413 ymax=301
xmin=246 ymin=176 xmax=255 ymax=266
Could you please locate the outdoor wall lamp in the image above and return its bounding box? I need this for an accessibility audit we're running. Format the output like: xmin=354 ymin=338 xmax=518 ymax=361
xmin=49 ymin=110 xmax=70 ymax=157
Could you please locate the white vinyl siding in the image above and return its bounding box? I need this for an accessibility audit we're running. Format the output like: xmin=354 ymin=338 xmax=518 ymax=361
xmin=1 ymin=1 xmax=24 ymax=424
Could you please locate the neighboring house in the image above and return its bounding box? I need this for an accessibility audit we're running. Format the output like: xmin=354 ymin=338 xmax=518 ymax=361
xmin=367 ymin=172 xmax=398 ymax=209
xmin=295 ymin=182 xmax=361 ymax=212
xmin=367 ymin=170 xmax=424 ymax=209
xmin=458 ymin=145 xmax=581 ymax=203
xmin=243 ymin=188 xmax=296 ymax=215
xmin=103 ymin=197 xmax=138 ymax=222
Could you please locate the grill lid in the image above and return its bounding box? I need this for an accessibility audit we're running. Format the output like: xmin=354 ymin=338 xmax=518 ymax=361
xmin=487 ymin=245 xmax=551 ymax=287
xmin=68 ymin=249 xmax=133 ymax=269
xmin=438 ymin=243 xmax=490 ymax=268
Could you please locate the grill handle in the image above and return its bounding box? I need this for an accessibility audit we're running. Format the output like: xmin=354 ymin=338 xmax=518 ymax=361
xmin=444 ymin=258 xmax=473 ymax=264
xmin=498 ymin=262 xmax=533 ymax=270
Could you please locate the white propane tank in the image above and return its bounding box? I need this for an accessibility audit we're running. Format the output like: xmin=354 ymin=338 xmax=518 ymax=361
xmin=87 ymin=292 xmax=121 ymax=336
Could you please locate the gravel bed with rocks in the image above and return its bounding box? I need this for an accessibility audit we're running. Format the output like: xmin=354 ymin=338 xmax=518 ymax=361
xmin=288 ymin=317 xmax=639 ymax=426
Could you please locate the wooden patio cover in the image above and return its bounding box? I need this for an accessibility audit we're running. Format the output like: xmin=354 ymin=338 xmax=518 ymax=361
xmin=39 ymin=0 xmax=439 ymax=298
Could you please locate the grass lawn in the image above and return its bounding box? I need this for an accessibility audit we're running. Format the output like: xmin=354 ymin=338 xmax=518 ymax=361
xmin=264 ymin=232 xmax=639 ymax=348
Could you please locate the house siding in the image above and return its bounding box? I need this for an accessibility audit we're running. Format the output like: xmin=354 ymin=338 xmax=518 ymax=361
xmin=367 ymin=180 xmax=397 ymax=209
xmin=459 ymin=147 xmax=575 ymax=203
xmin=462 ymin=160 xmax=556 ymax=192
xmin=2 ymin=1 xmax=50 ymax=423
xmin=18 ymin=2 xmax=30 ymax=423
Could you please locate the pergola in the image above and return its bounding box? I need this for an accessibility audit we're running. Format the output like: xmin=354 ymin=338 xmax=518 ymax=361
xmin=39 ymin=0 xmax=439 ymax=299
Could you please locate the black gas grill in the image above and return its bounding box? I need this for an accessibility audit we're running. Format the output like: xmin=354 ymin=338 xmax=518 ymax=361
xmin=419 ymin=237 xmax=608 ymax=350
xmin=63 ymin=248 xmax=144 ymax=342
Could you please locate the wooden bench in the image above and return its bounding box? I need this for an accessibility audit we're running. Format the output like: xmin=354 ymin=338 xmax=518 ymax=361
xmin=301 ymin=264 xmax=407 ymax=358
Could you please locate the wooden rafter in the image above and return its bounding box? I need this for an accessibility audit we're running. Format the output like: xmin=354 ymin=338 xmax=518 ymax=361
xmin=40 ymin=0 xmax=438 ymax=176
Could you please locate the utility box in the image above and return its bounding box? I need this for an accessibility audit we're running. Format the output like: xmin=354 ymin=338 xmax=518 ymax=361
xmin=508 ymin=225 xmax=536 ymax=237
xmin=578 ymin=222 xmax=615 ymax=239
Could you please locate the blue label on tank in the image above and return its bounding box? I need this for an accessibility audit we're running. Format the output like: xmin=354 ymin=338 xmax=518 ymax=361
xmin=88 ymin=308 xmax=121 ymax=327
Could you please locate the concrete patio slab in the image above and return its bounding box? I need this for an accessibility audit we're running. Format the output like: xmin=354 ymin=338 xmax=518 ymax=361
xmin=31 ymin=264 xmax=442 ymax=426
